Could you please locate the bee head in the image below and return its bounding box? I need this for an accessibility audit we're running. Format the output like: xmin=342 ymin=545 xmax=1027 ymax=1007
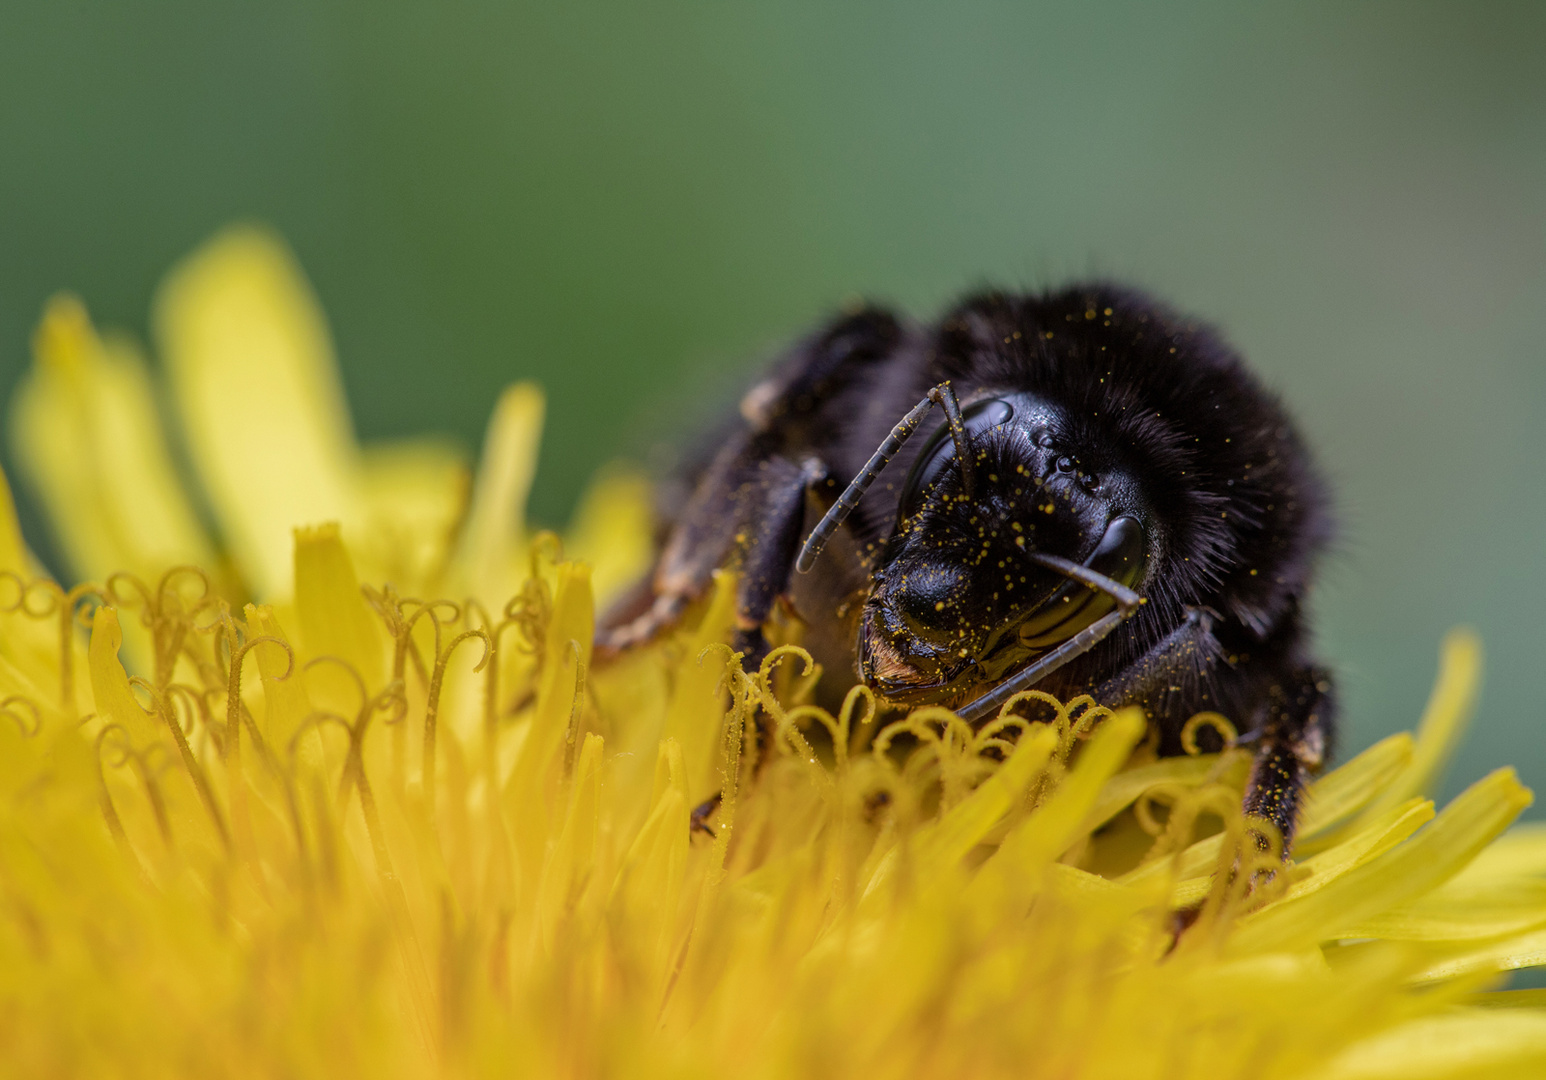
xmin=858 ymin=393 xmax=1149 ymax=705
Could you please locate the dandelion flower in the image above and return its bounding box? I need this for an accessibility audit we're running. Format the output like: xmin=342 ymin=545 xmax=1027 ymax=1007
xmin=1 ymin=226 xmax=1545 ymax=1079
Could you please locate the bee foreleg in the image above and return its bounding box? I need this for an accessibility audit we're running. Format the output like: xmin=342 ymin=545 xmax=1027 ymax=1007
xmin=732 ymin=456 xmax=830 ymax=669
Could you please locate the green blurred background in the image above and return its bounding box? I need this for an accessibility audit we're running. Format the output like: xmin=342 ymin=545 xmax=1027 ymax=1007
xmin=1 ymin=2 xmax=1543 ymax=809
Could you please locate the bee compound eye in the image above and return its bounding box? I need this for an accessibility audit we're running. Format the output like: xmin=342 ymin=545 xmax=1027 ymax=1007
xmin=1015 ymin=515 xmax=1147 ymax=650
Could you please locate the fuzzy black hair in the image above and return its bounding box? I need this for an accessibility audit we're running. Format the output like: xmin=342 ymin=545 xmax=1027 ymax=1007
xmin=928 ymin=284 xmax=1331 ymax=644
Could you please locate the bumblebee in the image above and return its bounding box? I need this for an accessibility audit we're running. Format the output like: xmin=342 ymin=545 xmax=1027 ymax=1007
xmin=599 ymin=285 xmax=1334 ymax=851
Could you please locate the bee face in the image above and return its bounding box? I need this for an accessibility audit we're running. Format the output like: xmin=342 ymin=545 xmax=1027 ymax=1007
xmin=858 ymin=393 xmax=1150 ymax=705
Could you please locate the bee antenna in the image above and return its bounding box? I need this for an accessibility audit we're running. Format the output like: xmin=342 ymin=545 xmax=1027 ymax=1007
xmin=796 ymin=382 xmax=971 ymax=574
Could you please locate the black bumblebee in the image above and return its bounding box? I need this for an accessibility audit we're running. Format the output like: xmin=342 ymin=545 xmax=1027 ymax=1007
xmin=599 ymin=285 xmax=1334 ymax=852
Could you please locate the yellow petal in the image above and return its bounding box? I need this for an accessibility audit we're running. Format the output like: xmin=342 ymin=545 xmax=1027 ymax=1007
xmin=914 ymin=723 xmax=1057 ymax=869
xmin=535 ymin=731 xmax=604 ymax=949
xmin=87 ymin=606 xmax=156 ymax=743
xmin=970 ymin=709 xmax=1149 ymax=903
xmin=663 ymin=569 xmax=738 ymax=797
xmin=1085 ymin=752 xmax=1223 ymax=833
xmin=1347 ymin=823 xmax=1546 ymax=943
xmin=456 ymin=382 xmax=543 ymax=605
xmin=1357 ymin=629 xmax=1482 ymax=822
xmin=292 ymin=523 xmax=386 ymax=694
xmin=1231 ymin=768 xmax=1532 ymax=954
xmin=564 ymin=465 xmax=654 ymax=607
xmin=1456 ymin=823 xmax=1546 ymax=885
xmin=355 ymin=438 xmax=470 ymax=594
xmin=0 ymin=465 xmax=63 ymax=697
xmin=1340 ymin=879 xmax=1546 ymax=942
xmin=1297 ymin=732 xmax=1416 ymax=853
xmin=0 ymin=462 xmax=31 ymax=576
xmin=242 ymin=603 xmax=322 ymax=768
xmin=505 ymin=561 xmax=592 ymax=885
xmin=1320 ymin=1009 xmax=1546 ymax=1079
xmin=609 ymin=737 xmax=690 ymax=986
xmin=1285 ymin=798 xmax=1435 ymax=902
xmin=1410 ymin=924 xmax=1546 ymax=983
xmin=10 ymin=295 xmax=215 ymax=585
xmin=155 ymin=227 xmax=363 ymax=598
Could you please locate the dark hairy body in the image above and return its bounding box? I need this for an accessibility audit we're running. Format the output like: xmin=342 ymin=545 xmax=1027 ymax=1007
xmin=600 ymin=284 xmax=1335 ymax=852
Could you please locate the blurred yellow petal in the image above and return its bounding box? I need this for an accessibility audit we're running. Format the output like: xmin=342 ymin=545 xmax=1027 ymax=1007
xmin=505 ymin=559 xmax=591 ymax=887
xmin=1320 ymin=1009 xmax=1546 ymax=1080
xmin=87 ymin=605 xmax=155 ymax=743
xmin=662 ymin=568 xmax=738 ymax=796
xmin=456 ymin=382 xmax=542 ymax=605
xmin=0 ymin=466 xmax=68 ymax=702
xmin=356 ymin=438 xmax=470 ymax=593
xmin=1087 ymin=752 xmax=1220 ymax=832
xmin=1411 ymin=924 xmax=1546 ymax=983
xmin=243 ymin=603 xmax=319 ymax=764
xmin=609 ymin=735 xmax=690 ymax=988
xmin=292 ymin=522 xmax=386 ymax=693
xmin=0 ymin=463 xmax=30 ymax=576
xmin=1359 ymin=628 xmax=1482 ymax=820
xmin=565 ymin=464 xmax=654 ymax=606
xmin=1456 ymin=823 xmax=1546 ymax=884
xmin=155 ymin=226 xmax=363 ymax=598
xmin=1342 ymin=879 xmax=1546 ymax=942
xmin=535 ymin=730 xmax=604 ymax=949
xmin=10 ymin=295 xmax=215 ymax=585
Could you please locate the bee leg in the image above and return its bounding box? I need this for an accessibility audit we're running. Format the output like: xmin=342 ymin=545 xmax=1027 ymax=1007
xmin=731 ymin=456 xmax=830 ymax=670
xmin=1087 ymin=606 xmax=1225 ymax=729
xmin=1241 ymin=666 xmax=1335 ymax=856
xmin=689 ymin=455 xmax=826 ymax=845
xmin=690 ymin=791 xmax=723 ymax=840
xmin=600 ymin=307 xmax=901 ymax=656
xmin=1164 ymin=668 xmax=1334 ymax=943
xmin=596 ymin=439 xmax=748 ymax=655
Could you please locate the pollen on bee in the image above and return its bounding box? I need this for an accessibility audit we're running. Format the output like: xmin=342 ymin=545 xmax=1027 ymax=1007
xmin=1015 ymin=536 xmax=1026 ymax=547
xmin=935 ymin=601 xmax=945 ymax=611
